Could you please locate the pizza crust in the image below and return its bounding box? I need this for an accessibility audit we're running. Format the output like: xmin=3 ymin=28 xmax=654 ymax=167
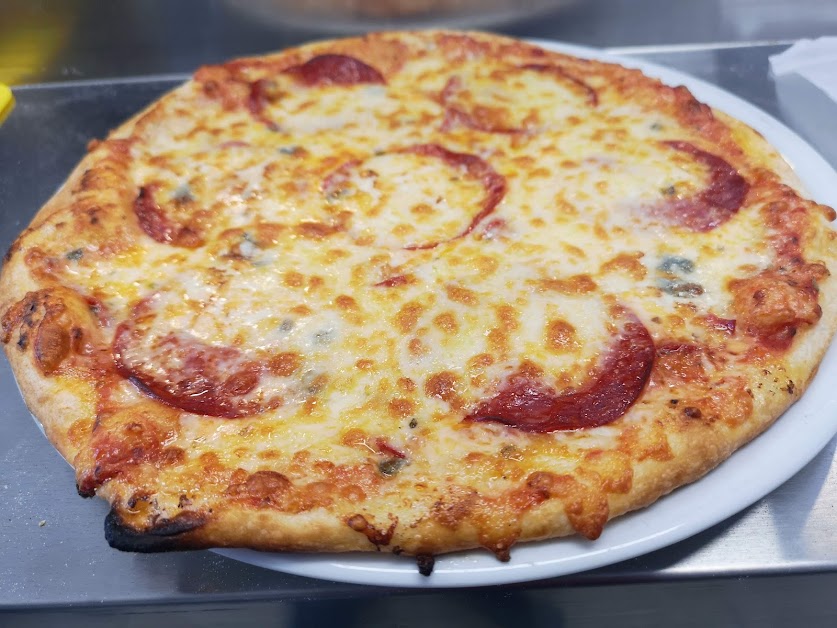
xmin=3 ymin=31 xmax=837 ymax=566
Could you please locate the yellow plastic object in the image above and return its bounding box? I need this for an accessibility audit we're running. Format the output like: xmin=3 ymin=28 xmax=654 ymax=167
xmin=0 ymin=84 xmax=14 ymax=126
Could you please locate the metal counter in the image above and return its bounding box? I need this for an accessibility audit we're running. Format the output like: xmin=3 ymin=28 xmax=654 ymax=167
xmin=2 ymin=3 xmax=837 ymax=625
xmin=3 ymin=0 xmax=837 ymax=86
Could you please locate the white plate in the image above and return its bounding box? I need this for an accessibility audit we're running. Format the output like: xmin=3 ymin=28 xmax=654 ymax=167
xmin=215 ymin=41 xmax=837 ymax=588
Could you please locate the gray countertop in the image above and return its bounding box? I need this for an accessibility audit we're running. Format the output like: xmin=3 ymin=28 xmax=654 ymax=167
xmin=2 ymin=2 xmax=837 ymax=625
xmin=3 ymin=0 xmax=837 ymax=86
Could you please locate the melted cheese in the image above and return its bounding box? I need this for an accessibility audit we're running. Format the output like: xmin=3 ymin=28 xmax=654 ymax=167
xmin=24 ymin=33 xmax=822 ymax=546
xmin=81 ymin=48 xmax=769 ymax=443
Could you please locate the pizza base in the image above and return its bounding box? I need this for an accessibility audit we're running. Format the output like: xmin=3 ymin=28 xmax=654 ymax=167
xmin=3 ymin=31 xmax=837 ymax=565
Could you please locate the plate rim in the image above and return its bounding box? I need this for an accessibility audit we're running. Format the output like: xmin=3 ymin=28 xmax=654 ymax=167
xmin=215 ymin=40 xmax=837 ymax=588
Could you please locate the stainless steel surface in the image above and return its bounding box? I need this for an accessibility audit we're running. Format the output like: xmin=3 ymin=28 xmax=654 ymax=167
xmin=4 ymin=0 xmax=837 ymax=619
xmin=2 ymin=42 xmax=837 ymax=614
xmin=4 ymin=0 xmax=837 ymax=85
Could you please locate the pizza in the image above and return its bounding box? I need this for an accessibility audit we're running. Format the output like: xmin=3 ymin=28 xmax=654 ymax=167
xmin=3 ymin=31 xmax=836 ymax=576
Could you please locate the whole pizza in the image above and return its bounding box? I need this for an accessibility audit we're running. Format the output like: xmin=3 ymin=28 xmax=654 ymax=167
xmin=3 ymin=31 xmax=836 ymax=575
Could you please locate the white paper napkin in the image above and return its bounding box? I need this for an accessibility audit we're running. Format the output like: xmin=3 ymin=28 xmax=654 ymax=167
xmin=769 ymin=37 xmax=837 ymax=101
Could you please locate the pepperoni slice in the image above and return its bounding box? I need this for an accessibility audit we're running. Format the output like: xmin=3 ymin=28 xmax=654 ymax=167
xmin=375 ymin=438 xmax=406 ymax=459
xmin=465 ymin=311 xmax=655 ymax=432
xmin=440 ymin=76 xmax=520 ymax=134
xmin=112 ymin=302 xmax=285 ymax=418
xmin=654 ymin=141 xmax=749 ymax=231
xmin=284 ymin=54 xmax=385 ymax=87
xmin=374 ymin=274 xmax=415 ymax=288
xmin=219 ymin=140 xmax=251 ymax=149
xmin=134 ymin=186 xmax=203 ymax=248
xmin=440 ymin=65 xmax=597 ymax=134
xmin=321 ymin=158 xmax=361 ymax=197
xmin=247 ymin=79 xmax=269 ymax=115
xmin=519 ymin=64 xmax=598 ymax=106
xmin=323 ymin=144 xmax=506 ymax=251
xmin=704 ymin=313 xmax=736 ymax=334
xmin=201 ymin=55 xmax=384 ymax=128
xmin=247 ymin=79 xmax=280 ymax=131
xmin=399 ymin=144 xmax=506 ymax=250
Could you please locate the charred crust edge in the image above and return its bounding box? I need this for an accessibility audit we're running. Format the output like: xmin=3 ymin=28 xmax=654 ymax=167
xmin=416 ymin=553 xmax=435 ymax=577
xmin=104 ymin=509 xmax=208 ymax=552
